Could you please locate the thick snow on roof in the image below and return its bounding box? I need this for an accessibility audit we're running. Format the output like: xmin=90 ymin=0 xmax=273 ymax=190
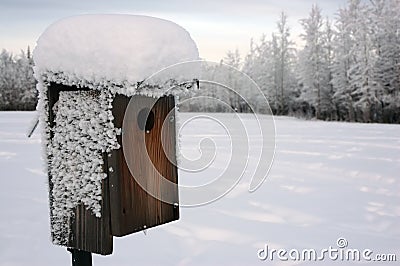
xmin=33 ymin=14 xmax=199 ymax=84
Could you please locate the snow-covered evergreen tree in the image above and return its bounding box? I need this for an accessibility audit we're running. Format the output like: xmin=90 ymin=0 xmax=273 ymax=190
xmin=0 ymin=48 xmax=37 ymax=110
xmin=274 ymin=12 xmax=296 ymax=115
xmin=331 ymin=5 xmax=355 ymax=121
xmin=242 ymin=12 xmax=296 ymax=115
xmin=345 ymin=0 xmax=377 ymax=122
xmin=242 ymin=35 xmax=276 ymax=110
xmin=371 ymin=0 xmax=400 ymax=122
xmin=320 ymin=18 xmax=335 ymax=120
xmin=222 ymin=49 xmax=246 ymax=112
xmin=17 ymin=48 xmax=37 ymax=110
xmin=237 ymin=0 xmax=400 ymax=123
xmin=298 ymin=4 xmax=326 ymax=119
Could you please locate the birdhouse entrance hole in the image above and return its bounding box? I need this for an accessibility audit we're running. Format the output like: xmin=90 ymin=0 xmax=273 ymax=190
xmin=137 ymin=107 xmax=155 ymax=132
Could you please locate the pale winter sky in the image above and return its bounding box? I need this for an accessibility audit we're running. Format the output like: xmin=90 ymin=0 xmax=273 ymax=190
xmin=0 ymin=0 xmax=348 ymax=61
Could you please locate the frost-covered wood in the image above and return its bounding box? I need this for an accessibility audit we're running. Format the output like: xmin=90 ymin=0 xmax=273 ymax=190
xmin=49 ymin=90 xmax=119 ymax=244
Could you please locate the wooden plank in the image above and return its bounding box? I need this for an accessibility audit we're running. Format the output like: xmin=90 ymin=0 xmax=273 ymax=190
xmin=145 ymin=95 xmax=179 ymax=225
xmin=47 ymin=83 xmax=113 ymax=255
xmin=109 ymin=94 xmax=179 ymax=237
xmin=70 ymin=159 xmax=113 ymax=255
xmin=156 ymin=96 xmax=179 ymax=221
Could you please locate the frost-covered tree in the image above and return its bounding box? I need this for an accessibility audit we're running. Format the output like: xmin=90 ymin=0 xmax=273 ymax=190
xmin=181 ymin=0 xmax=400 ymax=123
xmin=222 ymin=49 xmax=249 ymax=112
xmin=345 ymin=0 xmax=378 ymax=122
xmin=243 ymin=35 xmax=276 ymax=109
xmin=0 ymin=48 xmax=37 ymax=110
xmin=242 ymin=12 xmax=296 ymax=115
xmin=0 ymin=49 xmax=15 ymax=109
xmin=180 ymin=49 xmax=248 ymax=113
xmin=330 ymin=0 xmax=400 ymax=123
xmin=17 ymin=48 xmax=37 ymax=110
xmin=298 ymin=4 xmax=326 ymax=119
xmin=370 ymin=0 xmax=400 ymax=122
xmin=320 ymin=18 xmax=335 ymax=120
xmin=274 ymin=12 xmax=296 ymax=115
xmin=331 ymin=5 xmax=355 ymax=121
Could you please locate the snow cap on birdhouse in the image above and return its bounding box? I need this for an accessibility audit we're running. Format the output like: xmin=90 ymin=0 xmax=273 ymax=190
xmin=34 ymin=14 xmax=200 ymax=96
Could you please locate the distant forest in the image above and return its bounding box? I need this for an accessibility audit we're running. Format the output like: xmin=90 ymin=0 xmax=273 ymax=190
xmin=1 ymin=0 xmax=399 ymax=123
xmin=182 ymin=0 xmax=400 ymax=124
xmin=0 ymin=47 xmax=37 ymax=111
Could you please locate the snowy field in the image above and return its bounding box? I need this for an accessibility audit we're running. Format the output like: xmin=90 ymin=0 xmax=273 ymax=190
xmin=0 ymin=111 xmax=399 ymax=266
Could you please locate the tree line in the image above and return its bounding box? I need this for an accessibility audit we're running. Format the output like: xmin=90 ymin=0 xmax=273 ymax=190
xmin=1 ymin=0 xmax=399 ymax=124
xmin=0 ymin=47 xmax=37 ymax=111
xmin=182 ymin=0 xmax=400 ymax=123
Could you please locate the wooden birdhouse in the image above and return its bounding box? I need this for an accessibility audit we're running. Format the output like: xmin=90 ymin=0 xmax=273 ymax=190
xmin=33 ymin=14 xmax=199 ymax=256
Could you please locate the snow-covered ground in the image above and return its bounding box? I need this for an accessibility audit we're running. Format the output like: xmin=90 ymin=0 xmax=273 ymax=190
xmin=0 ymin=111 xmax=399 ymax=266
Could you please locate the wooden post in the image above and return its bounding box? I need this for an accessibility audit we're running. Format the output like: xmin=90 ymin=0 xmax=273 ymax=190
xmin=68 ymin=248 xmax=92 ymax=266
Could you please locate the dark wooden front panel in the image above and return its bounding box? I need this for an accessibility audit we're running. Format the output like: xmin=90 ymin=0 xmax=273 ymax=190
xmin=109 ymin=94 xmax=179 ymax=237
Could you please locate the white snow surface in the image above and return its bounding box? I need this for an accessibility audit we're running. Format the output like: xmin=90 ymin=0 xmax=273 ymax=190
xmin=1 ymin=112 xmax=399 ymax=265
xmin=33 ymin=15 xmax=199 ymax=85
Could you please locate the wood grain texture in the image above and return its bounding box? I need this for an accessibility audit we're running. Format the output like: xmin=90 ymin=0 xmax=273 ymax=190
xmin=69 ymin=163 xmax=113 ymax=255
xmin=109 ymin=94 xmax=179 ymax=237
xmin=46 ymin=84 xmax=178 ymax=253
